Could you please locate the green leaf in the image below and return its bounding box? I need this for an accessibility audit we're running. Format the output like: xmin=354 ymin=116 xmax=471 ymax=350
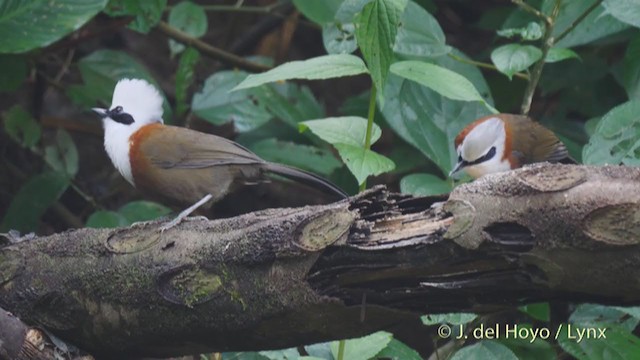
xmin=85 ymin=210 xmax=128 ymax=228
xmin=192 ymin=71 xmax=272 ymax=132
xmin=44 ymin=129 xmax=79 ymax=178
xmin=602 ymin=0 xmax=640 ymax=29
xmin=390 ymin=60 xmax=491 ymax=104
xmin=0 ymin=54 xmax=27 ymax=91
xmin=422 ymin=313 xmax=477 ymax=325
xmin=222 ymin=352 xmax=270 ymax=360
xmin=519 ymin=302 xmax=550 ymax=322
xmin=355 ymin=0 xmax=407 ymax=94
xmin=0 ymin=0 xmax=107 ymax=53
xmin=491 ymin=44 xmax=542 ymax=80
xmin=300 ymin=116 xmax=382 ymax=147
xmin=497 ymin=22 xmax=543 ymax=41
xmin=168 ymin=1 xmax=207 ymax=56
xmin=551 ymin=0 xmax=629 ymax=48
xmin=334 ymin=143 xmax=395 ymax=184
xmin=0 ymin=172 xmax=69 ymax=233
xmin=622 ymin=35 xmax=640 ymax=100
xmin=498 ymin=335 xmax=555 ymax=360
xmin=232 ymin=54 xmax=369 ymax=91
xmin=321 ymin=0 xmax=369 ymax=54
xmin=400 ymin=173 xmax=451 ymax=196
xmin=545 ymin=48 xmax=580 ymax=63
xmin=583 ymin=100 xmax=640 ymax=166
xmin=3 ymin=105 xmax=41 ymax=148
xmin=382 ymin=50 xmax=494 ymax=174
xmin=330 ymin=331 xmax=393 ymax=360
xmin=376 ymin=338 xmax=422 ymax=360
xmin=258 ymin=348 xmax=301 ymax=360
xmin=292 ymin=0 xmax=343 ymax=24
xmin=249 ymin=138 xmax=342 ymax=176
xmin=175 ymin=47 xmax=200 ymax=116
xmin=570 ymin=304 xmax=640 ymax=331
xmin=105 ymin=0 xmax=166 ymax=33
xmin=451 ymin=341 xmax=518 ymax=360
xmin=393 ymin=0 xmax=450 ymax=58
xmin=118 ymin=201 xmax=171 ymax=223
xmin=256 ymin=82 xmax=325 ymax=128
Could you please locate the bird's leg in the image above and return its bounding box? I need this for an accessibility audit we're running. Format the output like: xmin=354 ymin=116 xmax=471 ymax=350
xmin=159 ymin=194 xmax=213 ymax=232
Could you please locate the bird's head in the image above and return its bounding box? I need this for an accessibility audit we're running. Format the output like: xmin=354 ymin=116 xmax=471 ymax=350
xmin=93 ymin=78 xmax=164 ymax=132
xmin=450 ymin=115 xmax=511 ymax=179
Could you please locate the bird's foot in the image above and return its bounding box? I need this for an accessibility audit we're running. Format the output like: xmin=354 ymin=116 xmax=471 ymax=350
xmin=158 ymin=194 xmax=214 ymax=233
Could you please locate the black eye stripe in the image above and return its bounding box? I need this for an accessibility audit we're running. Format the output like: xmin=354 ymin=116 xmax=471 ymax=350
xmin=106 ymin=106 xmax=134 ymax=125
xmin=460 ymin=146 xmax=496 ymax=167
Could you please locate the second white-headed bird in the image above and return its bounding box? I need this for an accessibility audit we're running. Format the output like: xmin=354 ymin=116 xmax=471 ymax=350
xmin=451 ymin=114 xmax=571 ymax=179
xmin=93 ymin=79 xmax=346 ymax=227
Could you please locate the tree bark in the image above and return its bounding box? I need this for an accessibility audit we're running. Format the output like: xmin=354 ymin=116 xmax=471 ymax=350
xmin=1 ymin=164 xmax=639 ymax=359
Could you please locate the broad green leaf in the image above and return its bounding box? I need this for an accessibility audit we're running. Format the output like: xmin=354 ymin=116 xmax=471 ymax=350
xmin=422 ymin=313 xmax=477 ymax=325
xmin=0 ymin=172 xmax=69 ymax=233
xmin=382 ymin=50 xmax=494 ymax=174
xmin=321 ymin=0 xmax=369 ymax=54
xmin=334 ymin=143 xmax=395 ymax=184
xmin=570 ymin=304 xmax=640 ymax=332
xmin=222 ymin=352 xmax=270 ymax=360
xmin=622 ymin=35 xmax=640 ymax=100
xmin=86 ymin=210 xmax=128 ymax=228
xmin=304 ymin=342 xmax=333 ymax=360
xmin=44 ymin=129 xmax=79 ymax=178
xmin=451 ymin=341 xmax=518 ymax=360
xmin=393 ymin=0 xmax=450 ymax=58
xmin=491 ymin=44 xmax=542 ymax=80
xmin=67 ymin=50 xmax=169 ymax=118
xmin=105 ymin=0 xmax=166 ymax=33
xmin=192 ymin=71 xmax=272 ymax=132
xmin=0 ymin=55 xmax=27 ymax=91
xmin=330 ymin=331 xmax=393 ymax=360
xmin=390 ymin=60 xmax=490 ymax=104
xmin=0 ymin=0 xmax=107 ymax=53
xmin=258 ymin=348 xmax=301 ymax=360
xmin=376 ymin=338 xmax=422 ymax=360
xmin=602 ymin=0 xmax=640 ymax=29
xmin=118 ymin=201 xmax=171 ymax=223
xmin=400 ymin=173 xmax=451 ymax=196
xmin=558 ymin=323 xmax=640 ymax=360
xmin=256 ymin=82 xmax=325 ymax=128
xmin=583 ymin=100 xmax=640 ymax=166
xmin=168 ymin=1 xmax=207 ymax=56
xmin=499 ymin=336 xmax=555 ymax=360
xmin=323 ymin=22 xmax=358 ymax=54
xmin=175 ymin=47 xmax=200 ymax=116
xmin=551 ymin=0 xmax=629 ymax=48
xmin=545 ymin=48 xmax=580 ymax=63
xmin=292 ymin=0 xmax=343 ymax=24
xmin=355 ymin=0 xmax=407 ymax=94
xmin=249 ymin=138 xmax=342 ymax=176
xmin=232 ymin=54 xmax=368 ymax=91
xmin=3 ymin=105 xmax=41 ymax=148
xmin=300 ymin=116 xmax=382 ymax=147
xmin=497 ymin=22 xmax=543 ymax=41
xmin=519 ymin=302 xmax=550 ymax=322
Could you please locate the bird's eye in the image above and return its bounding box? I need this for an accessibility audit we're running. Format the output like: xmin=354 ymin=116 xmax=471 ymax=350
xmin=113 ymin=106 xmax=123 ymax=113
xmin=457 ymin=154 xmax=463 ymax=162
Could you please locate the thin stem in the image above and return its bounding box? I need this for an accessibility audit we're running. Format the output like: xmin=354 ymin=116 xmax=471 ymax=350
xmin=337 ymin=339 xmax=346 ymax=360
xmin=359 ymin=86 xmax=377 ymax=192
xmin=511 ymin=0 xmax=551 ymax=25
xmin=520 ymin=0 xmax=562 ymax=115
xmin=156 ymin=21 xmax=271 ymax=73
xmin=555 ymin=0 xmax=603 ymax=43
xmin=447 ymin=53 xmax=530 ymax=80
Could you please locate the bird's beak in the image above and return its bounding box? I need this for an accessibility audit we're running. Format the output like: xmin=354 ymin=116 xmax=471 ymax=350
xmin=449 ymin=162 xmax=464 ymax=178
xmin=92 ymin=108 xmax=108 ymax=118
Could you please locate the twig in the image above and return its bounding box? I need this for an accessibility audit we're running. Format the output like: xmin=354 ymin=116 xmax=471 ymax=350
xmin=511 ymin=0 xmax=551 ymax=25
xmin=520 ymin=0 xmax=562 ymax=115
xmin=555 ymin=0 xmax=604 ymax=43
xmin=448 ymin=53 xmax=530 ymax=80
xmin=53 ymin=49 xmax=75 ymax=83
xmin=156 ymin=21 xmax=271 ymax=73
